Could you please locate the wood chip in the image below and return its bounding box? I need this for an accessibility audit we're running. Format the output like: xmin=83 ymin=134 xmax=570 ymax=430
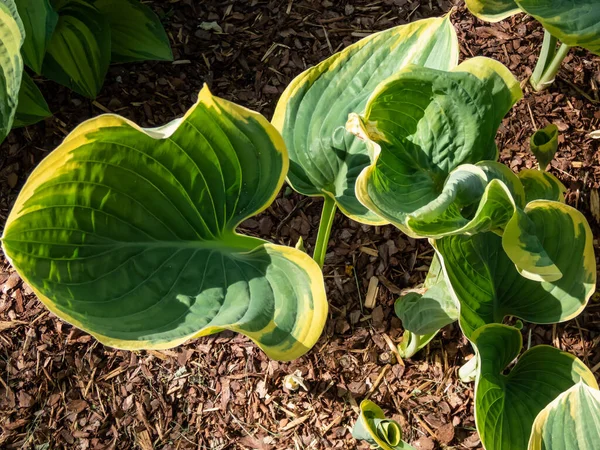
xmin=364 ymin=276 xmax=379 ymax=309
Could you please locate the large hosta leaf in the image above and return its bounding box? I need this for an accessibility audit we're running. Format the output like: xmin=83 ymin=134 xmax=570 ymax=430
xmin=0 ymin=0 xmax=24 ymax=141
xmin=473 ymin=324 xmax=597 ymax=450
xmin=14 ymin=0 xmax=58 ymax=74
xmin=348 ymin=57 xmax=522 ymax=235
xmin=42 ymin=0 xmax=111 ymax=98
xmin=1 ymin=86 xmax=327 ymax=361
xmin=90 ymin=0 xmax=173 ymax=63
xmin=433 ymin=202 xmax=595 ymax=338
xmin=519 ymin=169 xmax=565 ymax=203
xmin=272 ymin=16 xmax=459 ymax=224
xmin=529 ymin=382 xmax=600 ymax=450
xmin=465 ymin=0 xmax=600 ymax=55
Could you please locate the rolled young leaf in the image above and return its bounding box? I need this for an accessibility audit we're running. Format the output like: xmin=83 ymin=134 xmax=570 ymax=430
xmin=42 ymin=0 xmax=111 ymax=98
xmin=13 ymin=72 xmax=52 ymax=128
xmin=348 ymin=57 xmax=522 ymax=237
xmin=433 ymin=203 xmax=595 ymax=338
xmin=528 ymin=382 xmax=600 ymax=450
xmin=89 ymin=0 xmax=173 ymax=63
xmin=473 ymin=324 xmax=598 ymax=450
xmin=0 ymin=0 xmax=24 ymax=141
xmin=530 ymin=124 xmax=559 ymax=170
xmin=14 ymin=0 xmax=58 ymax=74
xmin=352 ymin=400 xmax=416 ymax=450
xmin=1 ymin=86 xmax=328 ymax=361
xmin=272 ymin=15 xmax=459 ymax=225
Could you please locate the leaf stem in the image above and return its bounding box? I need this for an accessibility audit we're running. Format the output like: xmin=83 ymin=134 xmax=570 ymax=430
xmin=313 ymin=195 xmax=337 ymax=268
xmin=530 ymin=29 xmax=571 ymax=92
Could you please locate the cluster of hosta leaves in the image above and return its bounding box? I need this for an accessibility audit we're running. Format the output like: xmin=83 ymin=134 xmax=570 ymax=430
xmin=1 ymin=86 xmax=328 ymax=361
xmin=271 ymin=15 xmax=600 ymax=450
xmin=10 ymin=0 xmax=172 ymax=128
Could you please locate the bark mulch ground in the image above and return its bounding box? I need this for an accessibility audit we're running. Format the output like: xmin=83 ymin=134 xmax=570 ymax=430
xmin=0 ymin=1 xmax=599 ymax=449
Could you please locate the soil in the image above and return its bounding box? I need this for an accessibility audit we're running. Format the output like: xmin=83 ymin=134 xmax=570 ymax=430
xmin=0 ymin=1 xmax=599 ymax=449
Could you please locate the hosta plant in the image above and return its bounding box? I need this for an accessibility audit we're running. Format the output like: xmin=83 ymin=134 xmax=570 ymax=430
xmin=1 ymin=86 xmax=328 ymax=361
xmin=272 ymin=14 xmax=459 ymax=266
xmin=464 ymin=0 xmax=600 ymax=91
xmin=12 ymin=0 xmax=172 ymax=115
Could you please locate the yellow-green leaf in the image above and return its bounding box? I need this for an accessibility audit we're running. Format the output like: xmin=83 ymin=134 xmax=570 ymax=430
xmin=529 ymin=382 xmax=600 ymax=450
xmin=273 ymin=15 xmax=459 ymax=225
xmin=352 ymin=400 xmax=416 ymax=450
xmin=465 ymin=0 xmax=520 ymax=22
xmin=473 ymin=324 xmax=597 ymax=450
xmin=1 ymin=86 xmax=328 ymax=361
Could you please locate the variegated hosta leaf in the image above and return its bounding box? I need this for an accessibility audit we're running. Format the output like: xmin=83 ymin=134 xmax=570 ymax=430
xmin=42 ymin=0 xmax=111 ymax=98
xmin=465 ymin=0 xmax=520 ymax=22
xmin=352 ymin=400 xmax=416 ymax=450
xmin=272 ymin=16 xmax=459 ymax=224
xmin=394 ymin=275 xmax=457 ymax=335
xmin=1 ymin=86 xmax=328 ymax=361
xmin=529 ymin=382 xmax=600 ymax=450
xmin=348 ymin=56 xmax=521 ymax=236
xmin=13 ymin=72 xmax=52 ymax=128
xmin=398 ymin=331 xmax=437 ymax=359
xmin=90 ymin=0 xmax=173 ymax=63
xmin=473 ymin=324 xmax=598 ymax=450
xmin=466 ymin=0 xmax=600 ymax=55
xmin=433 ymin=202 xmax=595 ymax=338
xmin=0 ymin=0 xmax=24 ymax=141
xmin=516 ymin=0 xmax=600 ymax=55
xmin=519 ymin=169 xmax=566 ymax=203
xmin=530 ymin=124 xmax=559 ymax=170
xmin=14 ymin=0 xmax=58 ymax=74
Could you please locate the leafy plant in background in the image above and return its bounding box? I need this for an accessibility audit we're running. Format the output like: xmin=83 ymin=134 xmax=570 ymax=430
xmin=10 ymin=0 xmax=173 ymax=127
xmin=464 ymin=0 xmax=600 ymax=91
xmin=0 ymin=0 xmax=25 ymax=140
xmin=1 ymin=86 xmax=328 ymax=361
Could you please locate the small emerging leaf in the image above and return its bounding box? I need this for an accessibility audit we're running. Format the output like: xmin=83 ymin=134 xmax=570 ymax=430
xmin=530 ymin=124 xmax=559 ymax=170
xmin=465 ymin=0 xmax=520 ymax=22
xmin=352 ymin=400 xmax=416 ymax=450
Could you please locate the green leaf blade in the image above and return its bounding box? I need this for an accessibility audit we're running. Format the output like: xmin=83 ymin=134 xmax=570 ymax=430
xmin=13 ymin=72 xmax=51 ymax=127
xmin=465 ymin=0 xmax=521 ymax=22
xmin=14 ymin=0 xmax=59 ymax=74
xmin=273 ymin=16 xmax=459 ymax=224
xmin=2 ymin=87 xmax=328 ymax=361
xmin=42 ymin=0 xmax=111 ymax=98
xmin=474 ymin=324 xmax=598 ymax=450
xmin=91 ymin=0 xmax=173 ymax=63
